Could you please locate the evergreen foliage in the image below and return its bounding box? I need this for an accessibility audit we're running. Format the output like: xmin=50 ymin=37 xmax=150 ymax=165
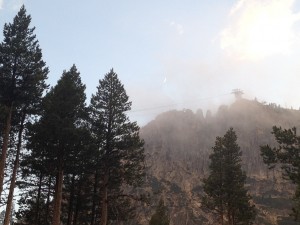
xmin=23 ymin=65 xmax=89 ymax=225
xmin=0 ymin=5 xmax=48 ymax=224
xmin=261 ymin=126 xmax=300 ymax=221
xmin=0 ymin=5 xmax=48 ymax=108
xmin=89 ymin=69 xmax=145 ymax=225
xmin=149 ymin=198 xmax=170 ymax=225
xmin=0 ymin=5 xmax=49 ymax=202
xmin=202 ymin=128 xmax=256 ymax=225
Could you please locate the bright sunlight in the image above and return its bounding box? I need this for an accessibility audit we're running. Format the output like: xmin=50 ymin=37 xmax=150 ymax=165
xmin=220 ymin=0 xmax=300 ymax=60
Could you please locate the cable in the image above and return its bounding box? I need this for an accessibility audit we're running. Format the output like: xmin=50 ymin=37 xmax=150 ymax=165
xmin=127 ymin=92 xmax=232 ymax=113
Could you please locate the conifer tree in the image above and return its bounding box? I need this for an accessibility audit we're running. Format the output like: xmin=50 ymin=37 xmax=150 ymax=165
xmin=0 ymin=5 xmax=48 ymax=202
xmin=26 ymin=65 xmax=87 ymax=225
xmin=89 ymin=69 xmax=145 ymax=225
xmin=261 ymin=126 xmax=300 ymax=221
xmin=149 ymin=198 xmax=170 ymax=225
xmin=202 ymin=128 xmax=256 ymax=225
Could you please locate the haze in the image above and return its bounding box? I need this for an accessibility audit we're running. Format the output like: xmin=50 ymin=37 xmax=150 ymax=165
xmin=1 ymin=0 xmax=300 ymax=125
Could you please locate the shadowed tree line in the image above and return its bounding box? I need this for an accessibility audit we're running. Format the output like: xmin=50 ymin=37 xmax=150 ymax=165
xmin=0 ymin=6 xmax=145 ymax=225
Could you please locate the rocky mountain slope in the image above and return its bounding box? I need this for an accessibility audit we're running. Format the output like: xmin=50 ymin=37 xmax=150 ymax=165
xmin=137 ymin=98 xmax=300 ymax=225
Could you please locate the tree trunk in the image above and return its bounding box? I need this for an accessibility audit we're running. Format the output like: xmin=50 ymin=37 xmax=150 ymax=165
xmin=0 ymin=104 xmax=13 ymax=201
xmin=3 ymin=110 xmax=24 ymax=225
xmin=232 ymin=212 xmax=235 ymax=225
xmin=73 ymin=180 xmax=82 ymax=225
xmin=67 ymin=174 xmax=75 ymax=225
xmin=91 ymin=172 xmax=98 ymax=225
xmin=45 ymin=175 xmax=52 ymax=224
xmin=100 ymin=173 xmax=109 ymax=225
xmin=52 ymin=168 xmax=64 ymax=225
xmin=220 ymin=202 xmax=224 ymax=225
xmin=228 ymin=208 xmax=233 ymax=225
xmin=35 ymin=172 xmax=43 ymax=225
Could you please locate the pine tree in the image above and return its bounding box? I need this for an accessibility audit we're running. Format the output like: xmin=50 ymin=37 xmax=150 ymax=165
xmin=0 ymin=5 xmax=48 ymax=203
xmin=89 ymin=69 xmax=145 ymax=225
xmin=202 ymin=128 xmax=256 ymax=225
xmin=25 ymin=65 xmax=87 ymax=225
xmin=149 ymin=198 xmax=169 ymax=225
xmin=261 ymin=126 xmax=300 ymax=221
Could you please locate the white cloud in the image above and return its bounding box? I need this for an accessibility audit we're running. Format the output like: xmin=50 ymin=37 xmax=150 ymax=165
xmin=220 ymin=0 xmax=300 ymax=60
xmin=0 ymin=0 xmax=3 ymax=9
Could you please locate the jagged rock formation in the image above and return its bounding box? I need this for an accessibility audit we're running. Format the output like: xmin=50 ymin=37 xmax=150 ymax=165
xmin=137 ymin=99 xmax=300 ymax=225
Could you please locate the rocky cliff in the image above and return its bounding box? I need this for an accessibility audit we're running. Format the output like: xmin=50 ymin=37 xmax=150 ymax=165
xmin=136 ymin=99 xmax=300 ymax=225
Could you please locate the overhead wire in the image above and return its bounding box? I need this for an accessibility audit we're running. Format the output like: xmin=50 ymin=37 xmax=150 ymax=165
xmin=127 ymin=92 xmax=232 ymax=113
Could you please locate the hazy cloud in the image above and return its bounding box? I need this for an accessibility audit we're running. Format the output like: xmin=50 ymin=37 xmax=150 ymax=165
xmin=11 ymin=0 xmax=23 ymax=10
xmin=1 ymin=0 xmax=24 ymax=11
xmin=220 ymin=0 xmax=300 ymax=60
xmin=170 ymin=21 xmax=184 ymax=35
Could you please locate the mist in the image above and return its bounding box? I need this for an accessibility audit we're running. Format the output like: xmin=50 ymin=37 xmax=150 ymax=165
xmin=120 ymin=0 xmax=300 ymax=126
xmin=2 ymin=1 xmax=300 ymax=225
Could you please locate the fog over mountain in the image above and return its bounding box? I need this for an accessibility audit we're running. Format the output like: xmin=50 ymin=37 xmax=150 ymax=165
xmin=132 ymin=98 xmax=300 ymax=225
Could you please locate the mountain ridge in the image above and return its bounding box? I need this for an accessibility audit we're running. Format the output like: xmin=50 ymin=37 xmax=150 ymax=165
xmin=137 ymin=98 xmax=300 ymax=225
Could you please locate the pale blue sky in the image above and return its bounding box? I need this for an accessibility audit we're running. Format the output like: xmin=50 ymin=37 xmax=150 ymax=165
xmin=1 ymin=0 xmax=300 ymax=125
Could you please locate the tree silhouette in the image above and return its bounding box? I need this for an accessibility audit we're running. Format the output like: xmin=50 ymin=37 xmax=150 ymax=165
xmin=202 ymin=128 xmax=256 ymax=225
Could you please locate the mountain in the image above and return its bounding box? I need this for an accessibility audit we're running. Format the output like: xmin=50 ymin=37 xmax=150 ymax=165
xmin=137 ymin=98 xmax=300 ymax=225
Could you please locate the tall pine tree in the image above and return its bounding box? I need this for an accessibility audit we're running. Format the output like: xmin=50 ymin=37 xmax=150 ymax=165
xmin=89 ymin=69 xmax=145 ymax=225
xmin=0 ymin=5 xmax=48 ymax=202
xmin=26 ymin=65 xmax=87 ymax=225
xmin=202 ymin=128 xmax=256 ymax=225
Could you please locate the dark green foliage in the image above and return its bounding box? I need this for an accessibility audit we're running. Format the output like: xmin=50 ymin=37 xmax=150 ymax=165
xmin=202 ymin=128 xmax=256 ymax=225
xmin=261 ymin=126 xmax=300 ymax=221
xmin=19 ymin=65 xmax=91 ymax=225
xmin=90 ymin=69 xmax=145 ymax=184
xmin=0 ymin=3 xmax=48 ymax=175
xmin=0 ymin=5 xmax=48 ymax=108
xmin=0 ymin=6 xmax=48 ymax=224
xmin=28 ymin=64 xmax=87 ymax=175
xmin=149 ymin=198 xmax=170 ymax=225
xmin=89 ymin=69 xmax=145 ymax=223
xmin=17 ymin=68 xmax=145 ymax=225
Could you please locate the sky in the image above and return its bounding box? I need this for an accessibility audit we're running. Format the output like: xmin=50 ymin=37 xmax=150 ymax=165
xmin=1 ymin=0 xmax=300 ymax=125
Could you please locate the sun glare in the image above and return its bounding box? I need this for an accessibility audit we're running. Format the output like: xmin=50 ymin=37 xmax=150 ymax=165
xmin=221 ymin=0 xmax=300 ymax=60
